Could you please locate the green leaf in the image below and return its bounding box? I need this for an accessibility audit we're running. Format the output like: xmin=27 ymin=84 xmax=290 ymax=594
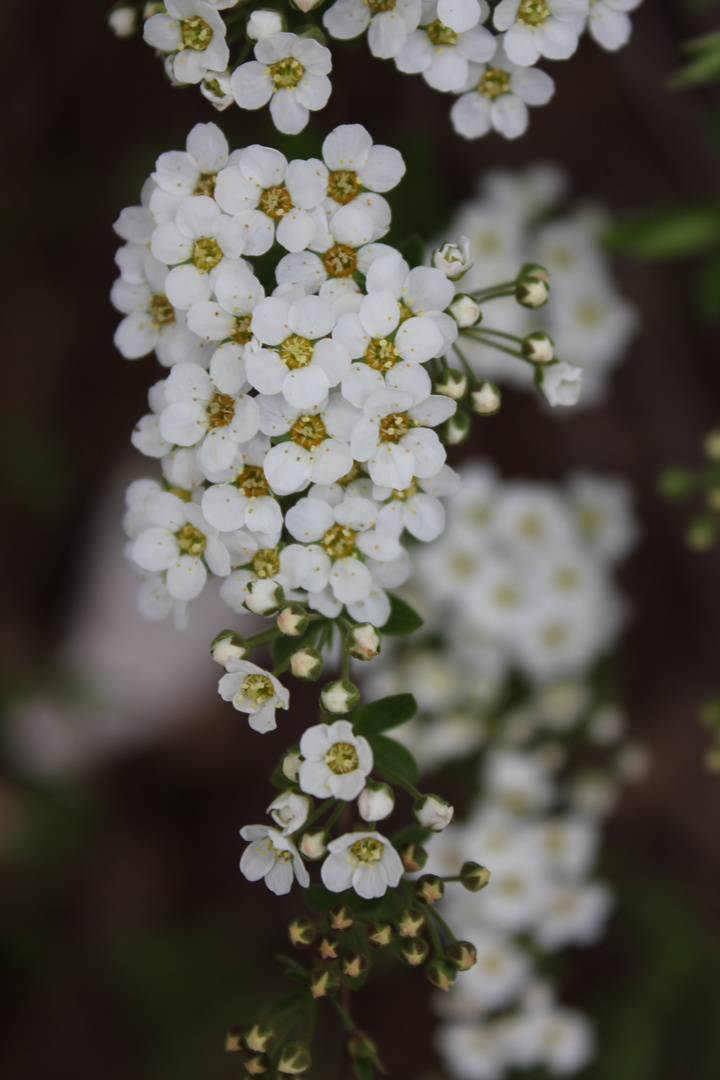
xmin=368 ymin=734 xmax=420 ymax=786
xmin=382 ymin=595 xmax=424 ymax=636
xmin=355 ymin=694 xmax=417 ymax=735
xmin=354 ymin=1057 xmax=374 ymax=1080
xmin=399 ymin=233 xmax=425 ymax=269
xmin=303 ymin=884 xmax=340 ymax=912
xmin=391 ymin=824 xmax=431 ymax=848
xmin=303 ymin=885 xmax=400 ymax=920
xmin=670 ymin=31 xmax=720 ymax=87
xmin=696 ymin=253 xmax=720 ymax=321
xmin=603 ymin=204 xmax=720 ymax=259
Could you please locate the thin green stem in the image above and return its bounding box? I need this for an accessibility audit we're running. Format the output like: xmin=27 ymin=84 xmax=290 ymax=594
xmin=424 ymin=907 xmax=444 ymax=958
xmin=341 ymin=644 xmax=351 ymax=682
xmin=324 ymin=801 xmax=345 ymax=833
xmin=473 ymin=326 xmax=523 ymax=344
xmin=428 ymin=905 xmax=457 ymax=944
xmin=452 ymin=342 xmax=476 ymax=383
xmin=330 ymin=994 xmax=355 ymax=1032
xmin=296 ymin=797 xmax=334 ymax=835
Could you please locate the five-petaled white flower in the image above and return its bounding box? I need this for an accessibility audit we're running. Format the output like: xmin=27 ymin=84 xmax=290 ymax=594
xmin=321 ymin=830 xmax=404 ymax=898
xmin=299 ymin=720 xmax=374 ymax=800
xmin=493 ymin=0 xmax=589 ymax=66
xmin=239 ymin=825 xmax=309 ymax=893
xmin=231 ymin=32 xmax=332 ymax=135
xmin=451 ymin=40 xmax=555 ymax=140
xmin=143 ymin=0 xmax=230 ymax=85
xmin=219 ymin=658 xmax=290 ymax=732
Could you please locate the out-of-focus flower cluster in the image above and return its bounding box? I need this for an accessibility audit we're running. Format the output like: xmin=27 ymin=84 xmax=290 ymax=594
xmin=111 ymin=0 xmax=643 ymax=139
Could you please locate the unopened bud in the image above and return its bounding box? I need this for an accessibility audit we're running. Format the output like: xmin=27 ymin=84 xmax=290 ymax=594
xmin=395 ymin=907 xmax=425 ymax=938
xmin=706 ymin=488 xmax=720 ymax=511
xmin=449 ymin=294 xmax=482 ymax=328
xmin=290 ymin=646 xmax=322 ymax=681
xmin=316 ymin=935 xmax=340 ymax=961
xmin=446 ymin=940 xmax=477 ymax=971
xmin=400 ymin=937 xmax=429 ymax=966
xmin=348 ymin=1031 xmax=377 ymax=1060
xmin=211 ymin=629 xmax=248 ymax=666
xmin=245 ymin=1024 xmax=276 ymax=1054
xmin=521 ymin=331 xmax=554 ymax=364
xmin=268 ymin=791 xmax=310 ymax=834
xmin=704 ymin=428 xmax=720 ymax=460
xmin=300 ymin=829 xmax=327 ymax=860
xmin=341 ymin=950 xmax=370 ymax=979
xmin=358 ymin=781 xmax=394 ymax=822
xmin=288 ymin=916 xmax=316 ymax=948
xmin=516 ymin=278 xmax=550 ymax=309
xmin=276 ymin=604 xmax=308 ymax=637
xmin=400 ymin=842 xmax=428 ymax=873
xmin=244 ymin=1054 xmax=269 ymax=1075
xmin=433 ymin=237 xmax=474 ymax=280
xmin=460 ymin=861 xmax=491 ymax=892
xmin=278 ymin=1043 xmax=311 ymax=1075
xmin=244 ymin=578 xmax=284 ymax=615
xmin=320 ymin=680 xmax=360 ymax=715
xmin=226 ymin=1027 xmax=244 ymax=1052
xmin=699 ymin=699 xmax=720 ymax=729
xmin=282 ymin=750 xmax=301 ymax=782
xmin=434 ymin=368 xmax=468 ymax=400
xmin=414 ymin=874 xmax=445 ymax=905
xmin=328 ymin=904 xmax=354 ymax=931
xmin=290 ymin=0 xmax=323 ymax=10
xmin=109 ymin=5 xmax=138 ymax=36
xmin=414 ymin=794 xmax=454 ymax=832
xmin=367 ymin=921 xmax=394 ymax=948
xmin=309 ymin=966 xmax=339 ymax=998
xmin=470 ymin=381 xmax=501 ymax=416
xmin=347 ymin=622 xmax=381 ymax=661
xmin=426 ymin=957 xmax=457 ymax=992
xmin=246 ymin=8 xmax=284 ymax=39
xmin=657 ymin=467 xmax=695 ymax=499
xmin=143 ymin=2 xmax=165 ymax=15
xmin=442 ymin=411 xmax=471 ymax=445
xmin=686 ymin=513 xmax=718 ymax=551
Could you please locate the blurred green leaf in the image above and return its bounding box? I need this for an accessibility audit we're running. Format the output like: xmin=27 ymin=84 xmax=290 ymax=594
xmin=604 ymin=204 xmax=720 ymax=258
xmin=355 ymin=694 xmax=417 ymax=735
xmin=382 ymin=596 xmax=424 ymax=636
xmin=695 ymin=252 xmax=720 ymax=320
xmin=368 ymin=734 xmax=420 ymax=786
xmin=670 ymin=30 xmax=720 ymax=87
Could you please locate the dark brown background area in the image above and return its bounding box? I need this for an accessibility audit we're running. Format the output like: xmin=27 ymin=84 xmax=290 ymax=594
xmin=2 ymin=2 xmax=720 ymax=1078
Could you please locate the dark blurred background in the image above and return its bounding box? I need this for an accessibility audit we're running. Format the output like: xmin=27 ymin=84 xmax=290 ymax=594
xmin=2 ymin=2 xmax=720 ymax=1078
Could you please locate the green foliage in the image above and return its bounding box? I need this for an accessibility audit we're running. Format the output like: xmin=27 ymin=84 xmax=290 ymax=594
xmin=695 ymin=253 xmax=720 ymax=320
xmin=670 ymin=30 xmax=720 ymax=88
xmin=303 ymin=884 xmax=400 ymax=921
xmin=368 ymin=733 xmax=420 ymax=786
xmin=271 ymin=624 xmax=319 ymax=666
xmin=381 ymin=595 xmax=424 ymax=636
xmin=399 ymin=233 xmax=426 ymax=268
xmin=604 ymin=203 xmax=720 ymax=258
xmin=354 ymin=694 xmax=417 ymax=735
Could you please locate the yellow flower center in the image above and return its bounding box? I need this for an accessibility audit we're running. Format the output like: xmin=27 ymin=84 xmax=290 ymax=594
xmin=517 ymin=0 xmax=549 ymax=25
xmin=365 ymin=0 xmax=396 ymax=10
xmin=325 ymin=742 xmax=359 ymax=774
xmin=336 ymin=461 xmax=361 ymax=486
xmin=192 ymin=236 xmax=223 ymax=271
xmin=397 ymin=300 xmax=414 ymax=323
xmin=327 ymin=170 xmax=360 ymax=204
xmin=323 ymin=243 xmax=357 ymax=278
xmin=364 ymin=338 xmax=399 ymax=372
xmin=279 ymin=334 xmax=314 ymax=370
xmin=540 ymin=623 xmax=569 ymax=648
xmin=268 ymin=56 xmax=305 ymax=89
xmin=554 ymin=567 xmax=580 ymax=590
xmin=450 ymin=552 xmax=475 ymax=576
xmin=169 ymin=486 xmax=192 ymax=502
xmin=518 ymin=513 xmax=542 ymax=538
xmin=176 ymin=523 xmax=206 ymax=556
xmin=350 ymin=837 xmax=384 ymax=863
xmin=478 ymin=66 xmax=511 ymax=99
xmin=321 ymin=524 xmax=357 ymax=559
xmin=150 ymin=293 xmax=175 ymax=328
xmin=378 ymin=412 xmax=411 ymax=443
xmin=231 ymin=314 xmax=253 ymax=346
xmin=426 ymin=19 xmax=457 ymax=46
xmin=193 ymin=172 xmax=217 ymax=197
xmin=206 ymin=391 xmax=235 ymax=428
xmin=236 ymin=465 xmax=270 ymax=499
xmin=290 ymin=414 xmax=326 ymax=449
xmin=576 ymin=300 xmax=602 ymax=326
xmin=180 ymin=16 xmax=213 ymax=50
xmin=493 ymin=584 xmax=519 ymax=608
xmin=259 ymin=184 xmax=294 ymax=219
xmin=391 ymin=483 xmax=418 ymax=500
xmin=577 ymin=506 xmax=602 ymax=539
xmin=253 ymin=548 xmax=280 ymax=578
xmin=241 ymin=673 xmax=275 ymax=704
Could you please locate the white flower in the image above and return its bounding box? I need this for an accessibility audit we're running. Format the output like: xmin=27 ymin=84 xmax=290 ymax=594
xmin=150 ymin=196 xmax=246 ymax=309
xmin=435 ymin=1022 xmax=506 ymax=1080
xmin=143 ymin=0 xmax=230 ymax=84
xmin=247 ymin=294 xmax=350 ymax=409
xmin=567 ymin=472 xmax=637 ymax=562
xmin=587 ymin=0 xmax=642 ymax=52
xmin=432 ymin=235 xmax=474 ymax=278
xmin=267 ymin=791 xmax=312 ymax=834
xmin=324 ymin=0 xmax=422 ymax=59
xmin=414 ymin=793 xmax=454 ymax=830
xmin=239 ymin=825 xmax=309 ymax=893
xmin=231 ymin=32 xmax=332 ymax=135
xmin=214 ymin=146 xmax=326 ymax=255
xmin=218 ymin=658 xmax=290 ymax=732
xmin=493 ymin=0 xmax=588 ymax=66
xmin=534 ymin=881 xmax=613 ymax=950
xmin=219 ymin=543 xmax=294 ymax=614
xmin=537 ymin=360 xmax=583 ymax=407
xmin=186 ymin=269 xmax=265 ymax=347
xmin=321 ymin=830 xmax=403 ymax=898
xmin=366 ymin=251 xmax=458 ymax=352
xmin=131 ymin=492 xmax=231 ymax=600
xmin=150 ymin=122 xmax=229 ymax=222
xmin=199 ymin=68 xmax=234 ymax=110
xmin=247 ymin=9 xmax=285 ymax=39
xmin=358 ymin=781 xmax=395 ymax=821
xmin=351 ymin=386 xmax=454 ymax=489
xmin=159 ymin=350 xmax=260 ymax=475
xmin=299 ymin=720 xmax=373 ymax=799
xmin=451 ymin=41 xmax=555 ymax=140
xmin=201 ymin=434 xmax=283 ymax=540
xmin=319 ymin=125 xmax=405 ymax=234
xmin=275 ymin=211 xmax=394 ymax=293
xmin=505 ymin=1003 xmax=594 ymax=1075
xmin=373 ymin=464 xmax=460 ymax=541
xmin=396 ymin=1 xmax=496 ymax=93
xmin=109 ymin=6 xmax=137 ymax=36
xmin=258 ymin=393 xmax=358 ymax=494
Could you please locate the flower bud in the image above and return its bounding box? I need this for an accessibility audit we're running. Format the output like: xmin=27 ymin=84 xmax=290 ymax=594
xmin=686 ymin=513 xmax=718 ymax=551
xmin=143 ymin=2 xmax=165 ymax=15
xmin=320 ymin=680 xmax=360 ymax=715
xmin=434 ymin=368 xmax=468 ymax=400
xmin=200 ymin=70 xmax=234 ymax=112
xmin=656 ymin=467 xmax=695 ymax=499
xmin=460 ymin=861 xmax=491 ymax=892
xmin=290 ymin=646 xmax=322 ymax=681
xmin=358 ymin=781 xmax=394 ymax=822
xmin=515 ymin=264 xmax=550 ymax=309
xmin=704 ymin=428 xmax=720 ymax=461
xmin=348 ymin=1031 xmax=378 ymax=1060
xmin=433 ymin=237 xmax=474 ymax=280
xmin=413 ymin=794 xmax=454 ymax=832
xmin=442 ymin=411 xmax=472 ymax=445
xmin=244 ymin=1054 xmax=269 ymax=1075
xmin=245 ymin=1025 xmax=276 ymax=1054
xmin=244 ymin=578 xmax=285 ymax=615
xmin=317 ymin=934 xmax=341 ymax=961
xmin=521 ymin=331 xmax=554 ymax=364
xmin=414 ymin=874 xmax=445 ymax=905
xmin=400 ymin=842 xmax=428 ymax=873
xmin=536 ymin=361 xmax=583 ymax=407
xmin=400 ymin=937 xmax=429 ymax=966
xmin=706 ymin=488 xmax=720 ymax=511
xmin=309 ymin=966 xmax=339 ymax=998
xmin=276 ymin=604 xmax=308 ymax=637
xmin=367 ymin=921 xmax=394 ymax=948
xmin=426 ymin=958 xmax=457 ymax=992
xmin=328 ymin=904 xmax=354 ymax=931
xmin=299 ymin=830 xmax=327 ymax=860
xmin=341 ymin=950 xmax=370 ymax=979
xmin=699 ymin=699 xmax=720 ymax=729
xmin=109 ymin=6 xmax=137 ymax=36
xmin=470 ymin=381 xmax=501 ymax=416
xmin=246 ymin=9 xmax=284 ymax=39
xmin=290 ymin=0 xmax=324 ymax=10
xmin=288 ymin=916 xmax=316 ymax=948
xmin=282 ymin=750 xmax=301 ymax=782
xmin=226 ymin=1027 xmax=244 ymax=1052
xmin=395 ymin=907 xmax=425 ymax=938
xmin=449 ymin=294 xmax=482 ymax=328
xmin=268 ymin=791 xmax=310 ymax=834
xmin=446 ymin=940 xmax=477 ymax=971
xmin=346 ymin=623 xmax=381 ymax=661
xmin=211 ymin=629 xmax=248 ymax=667
xmin=278 ymin=1043 xmax=311 ymax=1074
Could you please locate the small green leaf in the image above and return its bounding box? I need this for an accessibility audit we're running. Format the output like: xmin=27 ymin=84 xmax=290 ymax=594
xmin=355 ymin=694 xmax=417 ymax=735
xmin=391 ymin=824 xmax=431 ymax=848
xmin=369 ymin=734 xmax=420 ymax=786
xmin=604 ymin=204 xmax=720 ymax=259
xmin=399 ymin=233 xmax=425 ymax=269
xmin=382 ymin=595 xmax=424 ymax=636
xmin=670 ymin=31 xmax=720 ymax=87
xmin=303 ymin=884 xmax=340 ymax=912
xmin=354 ymin=1057 xmax=374 ymax=1080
